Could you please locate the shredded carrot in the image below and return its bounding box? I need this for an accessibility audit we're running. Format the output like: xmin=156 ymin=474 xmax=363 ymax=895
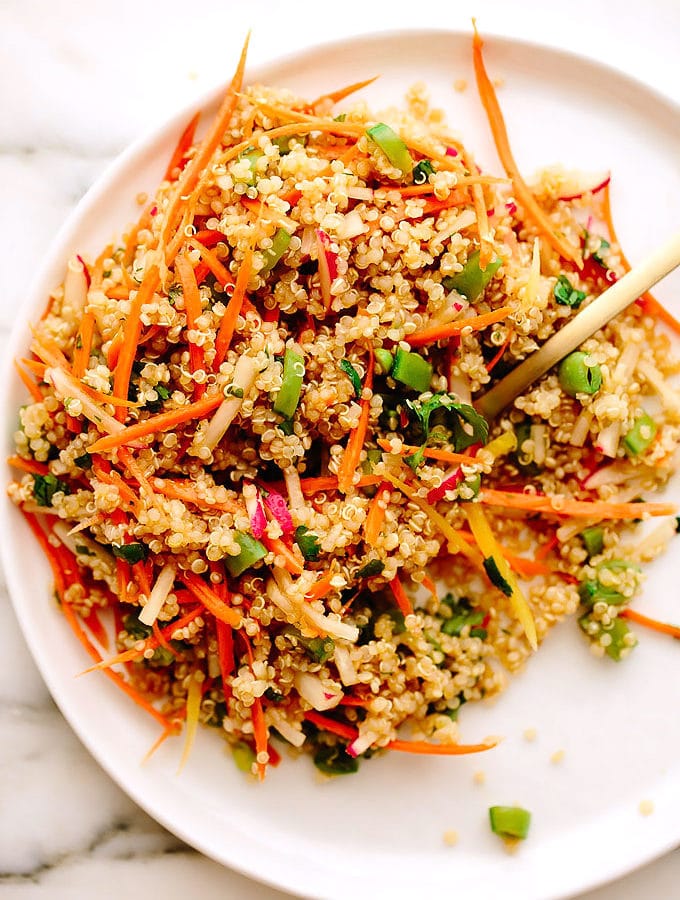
xmin=420 ymin=190 xmax=470 ymax=216
xmin=478 ymin=488 xmax=676 ymax=520
xmin=485 ymin=328 xmax=514 ymax=374
xmin=408 ymin=306 xmax=513 ymax=348
xmin=261 ymin=535 xmax=304 ymax=576
xmin=162 ymin=33 xmax=250 ymax=259
xmin=471 ymin=180 xmax=494 ymax=267
xmin=535 ymin=532 xmax=559 ymax=561
xmin=91 ymin=456 xmax=142 ymax=516
xmin=309 ymin=75 xmax=379 ymax=109
xmin=150 ymin=476 xmax=242 ymax=514
xmin=337 ymin=349 xmax=375 ymax=493
xmin=72 ymin=311 xmax=96 ymax=379
xmin=14 ymin=360 xmax=44 ymax=403
xmin=364 ymin=480 xmax=391 ymax=544
xmin=305 ymin=569 xmax=335 ymax=602
xmin=251 ymin=696 xmax=268 ymax=780
xmin=164 ymin=111 xmax=200 ymax=181
xmin=189 ymin=237 xmax=235 ymax=288
xmin=8 ymin=455 xmax=49 ymax=476
xmin=472 ymin=25 xmax=582 ymax=268
xmin=389 ymin=573 xmax=414 ymax=617
xmin=152 ymin=619 xmax=176 ymax=658
xmin=20 ymin=357 xmax=47 ymax=378
xmin=21 ymin=511 xmax=66 ymax=598
xmin=376 ymin=438 xmax=476 ymax=466
xmin=106 ymin=328 xmax=124 ymax=370
xmin=179 ymin=571 xmax=242 ymax=628
xmin=216 ymin=618 xmax=235 ymax=683
xmin=112 ymin=265 xmax=160 ymax=419
xmin=421 ymin=574 xmax=439 ymax=602
xmin=87 ymin=393 xmax=222 ymax=454
xmin=620 ymin=607 xmax=680 ymax=640
xmin=213 ymin=247 xmax=253 ymax=368
xmin=175 ymin=253 xmax=206 ymax=399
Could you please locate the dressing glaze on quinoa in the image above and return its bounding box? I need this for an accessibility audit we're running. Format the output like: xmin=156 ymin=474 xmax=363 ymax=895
xmin=8 ymin=32 xmax=680 ymax=778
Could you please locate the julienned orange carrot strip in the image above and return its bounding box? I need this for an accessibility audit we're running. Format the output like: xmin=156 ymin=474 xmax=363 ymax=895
xmin=364 ymin=481 xmax=391 ymax=545
xmin=179 ymin=571 xmax=242 ymax=628
xmin=164 ymin=111 xmax=201 ymax=181
xmin=478 ymin=488 xmax=676 ymax=520
xmin=389 ymin=573 xmax=414 ymax=617
xmin=150 ymin=476 xmax=242 ymax=514
xmin=309 ymin=75 xmax=379 ymax=108
xmin=304 ymin=711 xmax=497 ymax=755
xmin=30 ymin=334 xmax=71 ymax=370
xmin=91 ymin=456 xmax=141 ymax=515
xmin=213 ymin=248 xmax=253 ymax=368
xmin=107 ymin=328 xmax=124 ymax=369
xmin=408 ymin=306 xmax=513 ymax=347
xmin=87 ymin=393 xmax=222 ymax=454
xmin=240 ymin=632 xmax=268 ymax=778
xmin=20 ymin=358 xmax=47 ymax=378
xmin=162 ymin=34 xmax=250 ymax=259
xmin=337 ymin=350 xmax=375 ymax=493
xmin=72 ymin=311 xmax=96 ymax=379
xmin=305 ymin=569 xmax=335 ymax=602
xmin=112 ymin=265 xmax=160 ymax=420
xmin=620 ymin=607 xmax=680 ymax=640
xmin=7 ymin=455 xmax=49 ymax=476
xmin=261 ymin=535 xmax=305 ymax=576
xmin=22 ymin=510 xmax=66 ymax=598
xmin=472 ymin=26 xmax=582 ymax=268
xmin=216 ymin=618 xmax=235 ymax=683
xmin=376 ymin=438 xmax=475 ymax=466
xmin=421 ymin=574 xmax=439 ymax=602
xmin=14 ymin=361 xmax=43 ymax=403
xmin=420 ymin=190 xmax=470 ymax=216
xmin=486 ymin=328 xmax=514 ymax=374
xmin=107 ymin=286 xmax=130 ymax=301
xmin=152 ymin=619 xmax=176 ymax=658
xmin=175 ymin=254 xmax=206 ymax=399
xmin=189 ymin=238 xmax=235 ymax=287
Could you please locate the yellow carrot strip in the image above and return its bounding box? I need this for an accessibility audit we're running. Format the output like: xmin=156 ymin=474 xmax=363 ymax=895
xmin=620 ymin=607 xmax=680 ymax=640
xmin=213 ymin=247 xmax=253 ymax=368
xmin=162 ymin=34 xmax=251 ymax=260
xmin=408 ymin=306 xmax=513 ymax=347
xmin=337 ymin=350 xmax=375 ymax=493
xmin=112 ymin=265 xmax=160 ymax=420
xmin=364 ymin=480 xmax=391 ymax=544
xmin=87 ymin=393 xmax=222 ymax=454
xmin=309 ymin=75 xmax=379 ymax=108
xmin=472 ymin=25 xmax=582 ymax=268
xmin=14 ymin=360 xmax=43 ymax=403
xmin=380 ymin=470 xmax=479 ymax=563
xmin=72 ymin=310 xmax=96 ymax=379
xmin=478 ymin=488 xmax=676 ymax=520
xmin=177 ymin=669 xmax=203 ymax=773
xmin=464 ymin=504 xmax=537 ymax=650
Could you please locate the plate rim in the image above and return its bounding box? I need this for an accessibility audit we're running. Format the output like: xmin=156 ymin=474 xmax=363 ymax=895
xmin=3 ymin=26 xmax=680 ymax=900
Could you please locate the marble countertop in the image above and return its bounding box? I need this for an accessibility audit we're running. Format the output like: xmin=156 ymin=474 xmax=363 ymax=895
xmin=2 ymin=1 xmax=679 ymax=898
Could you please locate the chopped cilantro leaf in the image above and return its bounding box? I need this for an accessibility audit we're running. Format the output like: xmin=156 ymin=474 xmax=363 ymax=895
xmin=295 ymin=525 xmax=321 ymax=561
xmin=112 ymin=542 xmax=148 ymax=564
xmin=554 ymin=274 xmax=586 ymax=309
xmin=32 ymin=474 xmax=69 ymax=507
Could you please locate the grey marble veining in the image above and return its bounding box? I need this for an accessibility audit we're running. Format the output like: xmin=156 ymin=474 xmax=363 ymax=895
xmin=1 ymin=1 xmax=679 ymax=897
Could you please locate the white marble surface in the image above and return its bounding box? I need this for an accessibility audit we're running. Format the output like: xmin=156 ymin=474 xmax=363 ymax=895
xmin=1 ymin=1 xmax=679 ymax=897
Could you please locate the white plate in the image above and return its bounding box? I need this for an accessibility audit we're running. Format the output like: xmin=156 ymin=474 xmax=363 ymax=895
xmin=3 ymin=29 xmax=680 ymax=900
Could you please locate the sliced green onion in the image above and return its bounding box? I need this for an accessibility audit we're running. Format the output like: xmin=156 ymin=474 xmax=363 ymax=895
xmin=623 ymin=412 xmax=657 ymax=455
xmin=272 ymin=134 xmax=306 ymax=155
xmin=225 ymin=531 xmax=267 ymax=577
xmin=366 ymin=122 xmax=413 ymax=175
xmin=294 ymin=525 xmax=321 ymax=561
xmin=391 ymin=347 xmax=432 ymax=393
xmin=558 ymin=351 xmax=602 ymax=397
xmin=442 ymin=250 xmax=502 ymax=301
xmin=261 ymin=228 xmax=291 ymax=273
xmin=237 ymin=147 xmax=263 ymax=185
xmin=339 ymin=359 xmax=362 ymax=397
xmin=413 ymin=160 xmax=435 ymax=185
xmin=578 ymin=579 xmax=626 ymax=607
xmin=581 ymin=526 xmax=604 ymax=558
xmin=232 ymin=741 xmax=256 ymax=773
xmin=553 ymin=274 xmax=586 ymax=309
xmin=274 ymin=347 xmax=305 ymax=418
xmin=483 ymin=556 xmax=512 ymax=596
xmin=361 ymin=448 xmax=382 ymax=474
xmin=489 ymin=806 xmax=531 ymax=840
xmin=374 ymin=348 xmax=394 ymax=375
xmin=579 ymin=613 xmax=636 ymax=661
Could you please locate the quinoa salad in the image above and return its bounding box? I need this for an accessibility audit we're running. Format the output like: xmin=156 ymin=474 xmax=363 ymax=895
xmin=8 ymin=30 xmax=680 ymax=780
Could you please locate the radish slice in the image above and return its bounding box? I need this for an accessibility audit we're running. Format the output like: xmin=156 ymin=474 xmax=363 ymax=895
xmin=263 ymin=490 xmax=294 ymax=534
xmin=243 ymin=482 xmax=267 ymax=538
xmin=295 ymin=672 xmax=343 ymax=711
xmin=347 ymin=730 xmax=379 ymax=758
xmin=315 ymin=229 xmax=338 ymax=309
xmin=557 ymin=171 xmax=611 ymax=202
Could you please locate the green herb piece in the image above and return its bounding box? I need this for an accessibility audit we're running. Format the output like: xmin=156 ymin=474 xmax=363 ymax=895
xmin=558 ymin=351 xmax=602 ymax=397
xmin=232 ymin=741 xmax=256 ymax=773
xmin=406 ymin=393 xmax=489 ymax=460
xmin=32 ymin=474 xmax=69 ymax=507
xmin=74 ymin=544 xmax=94 ymax=556
xmin=461 ymin=473 xmax=481 ymax=499
xmin=295 ymin=525 xmax=321 ymax=561
xmin=102 ymin=269 xmax=112 ymax=278
xmin=579 ymin=613 xmax=635 ymax=661
xmin=74 ymin=452 xmax=92 ymax=469
xmin=112 ymin=542 xmax=148 ymax=564
xmin=265 ymin=687 xmax=285 ymax=703
xmin=554 ymin=274 xmax=586 ymax=309
xmin=365 ymin=122 xmax=413 ymax=175
xmin=304 ymin=635 xmax=335 ymax=663
xmin=224 ymin=531 xmax=267 ymax=577
xmin=489 ymin=806 xmax=531 ymax=840
xmin=167 ymin=284 xmax=182 ymax=305
xmin=391 ymin=347 xmax=433 ymax=393
xmin=386 ymin=609 xmax=406 ymax=634
xmin=313 ymin=743 xmax=359 ymax=776
xmin=274 ymin=347 xmax=305 ymax=419
xmin=333 ymin=113 xmax=347 ymax=123
xmin=122 ymin=614 xmax=152 ymax=641
xmin=441 ymin=609 xmax=485 ymax=636
xmin=578 ymin=578 xmax=626 ymax=607
xmin=581 ymin=526 xmax=604 ymax=558
xmin=374 ymin=348 xmax=394 ymax=375
xmin=412 ymin=160 xmax=435 ymax=185
xmin=483 ymin=556 xmax=513 ymax=596
xmin=442 ymin=250 xmax=502 ymax=300
xmin=261 ymin=227 xmax=292 ymax=272
xmin=591 ymin=237 xmax=611 ymax=266
xmin=339 ymin=359 xmax=362 ymax=397
xmin=358 ymin=559 xmax=385 ymax=578
xmin=623 ymin=412 xmax=657 ymax=456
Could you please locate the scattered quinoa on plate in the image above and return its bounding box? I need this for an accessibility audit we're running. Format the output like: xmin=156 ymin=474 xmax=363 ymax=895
xmin=8 ymin=29 xmax=680 ymax=780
